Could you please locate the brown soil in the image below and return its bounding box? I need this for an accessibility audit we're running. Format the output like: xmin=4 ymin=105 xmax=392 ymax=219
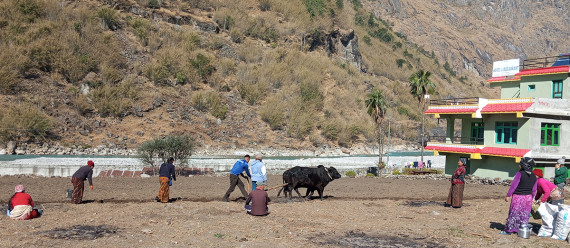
xmin=0 ymin=175 xmax=566 ymax=247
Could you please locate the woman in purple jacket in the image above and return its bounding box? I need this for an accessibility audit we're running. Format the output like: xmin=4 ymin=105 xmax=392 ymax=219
xmin=501 ymin=157 xmax=537 ymax=235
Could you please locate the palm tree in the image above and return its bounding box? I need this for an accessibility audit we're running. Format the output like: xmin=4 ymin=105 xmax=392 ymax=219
xmin=365 ymin=89 xmax=387 ymax=171
xmin=408 ymin=70 xmax=436 ymax=165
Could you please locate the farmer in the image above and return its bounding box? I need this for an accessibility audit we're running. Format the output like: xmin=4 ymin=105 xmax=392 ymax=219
xmin=445 ymin=158 xmax=466 ymax=208
xmin=500 ymin=157 xmax=537 ymax=235
xmin=71 ymin=160 xmax=95 ymax=204
xmin=533 ymin=169 xmax=563 ymax=205
xmin=222 ymin=155 xmax=251 ymax=202
xmin=554 ymin=156 xmax=567 ymax=190
xmin=250 ymin=154 xmax=267 ymax=191
xmin=7 ymin=185 xmax=43 ymax=220
xmin=156 ymin=157 xmax=176 ymax=203
xmin=245 ymin=182 xmax=271 ymax=216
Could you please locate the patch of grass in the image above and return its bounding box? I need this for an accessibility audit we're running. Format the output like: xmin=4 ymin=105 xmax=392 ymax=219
xmin=0 ymin=103 xmax=53 ymax=142
xmin=90 ymin=80 xmax=139 ymax=118
xmin=304 ymin=0 xmax=326 ymax=17
xmin=345 ymin=170 xmax=356 ymax=177
xmin=96 ymin=7 xmax=120 ymax=31
xmin=190 ymin=53 xmax=215 ymax=81
xmin=191 ymin=91 xmax=228 ymax=119
xmin=369 ymin=28 xmax=393 ymax=43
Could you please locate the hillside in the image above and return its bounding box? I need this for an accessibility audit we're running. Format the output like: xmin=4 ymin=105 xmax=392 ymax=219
xmin=0 ymin=0 xmax=566 ymax=155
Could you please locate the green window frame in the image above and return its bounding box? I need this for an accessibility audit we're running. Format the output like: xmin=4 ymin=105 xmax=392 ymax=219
xmin=470 ymin=122 xmax=484 ymax=144
xmin=496 ymin=121 xmax=518 ymax=144
xmin=553 ymin=80 xmax=563 ymax=99
xmin=541 ymin=123 xmax=560 ymax=146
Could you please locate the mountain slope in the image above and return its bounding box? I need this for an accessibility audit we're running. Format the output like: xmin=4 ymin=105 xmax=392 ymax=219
xmin=0 ymin=0 xmax=566 ymax=155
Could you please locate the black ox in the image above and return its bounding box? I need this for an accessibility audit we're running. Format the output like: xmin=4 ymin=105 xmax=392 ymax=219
xmin=277 ymin=165 xmax=341 ymax=200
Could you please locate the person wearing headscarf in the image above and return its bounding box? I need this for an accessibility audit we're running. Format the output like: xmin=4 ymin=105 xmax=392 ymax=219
xmin=445 ymin=158 xmax=467 ymax=208
xmin=501 ymin=157 xmax=538 ymax=235
xmin=71 ymin=160 xmax=95 ymax=204
xmin=554 ymin=156 xmax=567 ymax=190
xmin=7 ymin=185 xmax=43 ymax=220
xmin=533 ymin=169 xmax=564 ymax=205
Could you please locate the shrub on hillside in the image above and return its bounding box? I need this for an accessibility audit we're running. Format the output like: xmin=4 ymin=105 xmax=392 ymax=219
xmin=191 ymin=91 xmax=228 ymax=119
xmin=190 ymin=53 xmax=214 ymax=81
xmin=137 ymin=135 xmax=195 ymax=168
xmin=260 ymin=98 xmax=285 ymax=130
xmin=90 ymin=81 xmax=138 ymax=117
xmin=96 ymin=7 xmax=120 ymax=31
xmin=0 ymin=103 xmax=53 ymax=142
xmin=259 ymin=0 xmax=271 ymax=11
xmin=128 ymin=17 xmax=152 ymax=45
xmin=304 ymin=0 xmax=326 ymax=16
xmin=369 ymin=28 xmax=393 ymax=43
xmin=322 ymin=119 xmax=342 ymax=140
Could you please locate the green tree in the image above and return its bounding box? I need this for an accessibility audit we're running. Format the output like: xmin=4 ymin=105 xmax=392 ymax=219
xmin=138 ymin=135 xmax=195 ymax=173
xmin=408 ymin=70 xmax=435 ymax=163
xmin=365 ymin=89 xmax=387 ymax=172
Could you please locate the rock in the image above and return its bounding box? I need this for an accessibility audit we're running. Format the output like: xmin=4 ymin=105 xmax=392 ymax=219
xmin=305 ymin=28 xmax=363 ymax=72
xmin=7 ymin=141 xmax=16 ymax=154
xmin=15 ymin=148 xmax=26 ymax=155
xmin=0 ymin=149 xmax=6 ymax=155
xmin=430 ymin=211 xmax=441 ymax=216
xmin=141 ymin=229 xmax=152 ymax=235
xmin=141 ymin=174 xmax=151 ymax=178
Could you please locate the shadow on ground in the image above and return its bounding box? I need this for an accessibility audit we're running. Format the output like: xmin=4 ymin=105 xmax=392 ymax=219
xmin=36 ymin=225 xmax=119 ymax=240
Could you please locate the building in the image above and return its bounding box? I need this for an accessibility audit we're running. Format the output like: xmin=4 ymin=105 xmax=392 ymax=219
xmin=424 ymin=54 xmax=570 ymax=179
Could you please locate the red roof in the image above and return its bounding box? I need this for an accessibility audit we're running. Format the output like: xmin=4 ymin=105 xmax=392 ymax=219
xmin=515 ymin=65 xmax=569 ymax=77
xmin=425 ymin=107 xmax=478 ymax=114
xmin=486 ymin=76 xmax=521 ymax=83
xmin=426 ymin=145 xmax=530 ymax=158
xmin=480 ymin=102 xmax=533 ymax=113
xmin=480 ymin=147 xmax=530 ymax=157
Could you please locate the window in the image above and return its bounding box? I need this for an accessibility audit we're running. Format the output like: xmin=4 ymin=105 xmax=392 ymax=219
xmin=541 ymin=123 xmax=560 ymax=146
xmin=496 ymin=122 xmax=518 ymax=144
xmin=553 ymin=80 xmax=563 ymax=99
xmin=470 ymin=122 xmax=484 ymax=144
xmin=528 ymin=85 xmax=535 ymax=91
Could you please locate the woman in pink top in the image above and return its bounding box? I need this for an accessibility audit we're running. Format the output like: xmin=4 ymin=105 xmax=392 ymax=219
xmin=533 ymin=169 xmax=564 ymax=205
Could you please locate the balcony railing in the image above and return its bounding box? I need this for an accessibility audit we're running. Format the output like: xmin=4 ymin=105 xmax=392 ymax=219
xmin=429 ymin=97 xmax=480 ymax=106
xmin=521 ymin=54 xmax=570 ymax=70
xmin=428 ymin=136 xmax=484 ymax=145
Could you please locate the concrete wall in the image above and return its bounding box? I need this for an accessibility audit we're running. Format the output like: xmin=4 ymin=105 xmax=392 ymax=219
xmin=445 ymin=154 xmax=519 ymax=179
xmin=528 ymin=117 xmax=570 ymax=159
xmin=498 ymin=81 xmax=521 ymax=99
xmin=482 ymin=114 xmax=530 ymax=149
xmin=519 ymin=74 xmax=569 ymax=99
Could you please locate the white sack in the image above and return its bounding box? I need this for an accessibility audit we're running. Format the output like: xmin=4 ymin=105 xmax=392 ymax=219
xmin=538 ymin=202 xmax=561 ymax=237
xmin=552 ymin=205 xmax=570 ymax=240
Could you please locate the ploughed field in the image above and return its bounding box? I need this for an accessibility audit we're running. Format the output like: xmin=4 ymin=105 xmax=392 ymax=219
xmin=0 ymin=175 xmax=566 ymax=247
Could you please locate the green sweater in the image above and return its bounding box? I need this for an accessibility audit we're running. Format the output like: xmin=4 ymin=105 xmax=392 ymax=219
xmin=554 ymin=166 xmax=568 ymax=184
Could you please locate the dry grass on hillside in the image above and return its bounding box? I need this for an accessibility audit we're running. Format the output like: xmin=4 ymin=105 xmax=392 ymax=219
xmin=0 ymin=0 xmax=498 ymax=150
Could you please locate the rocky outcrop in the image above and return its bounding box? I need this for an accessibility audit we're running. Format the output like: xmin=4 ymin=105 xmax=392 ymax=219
xmin=369 ymin=0 xmax=570 ymax=78
xmin=305 ymin=29 xmax=364 ymax=72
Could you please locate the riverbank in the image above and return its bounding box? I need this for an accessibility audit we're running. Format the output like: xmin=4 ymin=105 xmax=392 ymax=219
xmin=0 ymin=142 xmax=420 ymax=157
xmin=0 ymin=153 xmax=445 ymax=177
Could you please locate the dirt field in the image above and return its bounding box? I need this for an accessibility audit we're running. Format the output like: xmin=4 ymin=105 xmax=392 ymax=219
xmin=0 ymin=175 xmax=568 ymax=247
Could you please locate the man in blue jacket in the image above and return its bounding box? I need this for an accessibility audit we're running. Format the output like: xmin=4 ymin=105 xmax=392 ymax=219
xmin=222 ymin=155 xmax=251 ymax=202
